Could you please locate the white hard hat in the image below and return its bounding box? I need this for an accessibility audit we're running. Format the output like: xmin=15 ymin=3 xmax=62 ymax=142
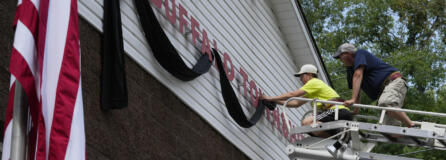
xmin=294 ymin=64 xmax=318 ymax=77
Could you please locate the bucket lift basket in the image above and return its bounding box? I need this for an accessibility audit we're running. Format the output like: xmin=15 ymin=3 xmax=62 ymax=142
xmin=281 ymin=97 xmax=446 ymax=160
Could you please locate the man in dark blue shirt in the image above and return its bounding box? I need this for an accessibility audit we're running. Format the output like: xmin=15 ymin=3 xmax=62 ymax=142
xmin=333 ymin=43 xmax=414 ymax=127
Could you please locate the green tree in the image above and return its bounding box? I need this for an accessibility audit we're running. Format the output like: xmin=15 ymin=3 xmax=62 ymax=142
xmin=299 ymin=0 xmax=446 ymax=158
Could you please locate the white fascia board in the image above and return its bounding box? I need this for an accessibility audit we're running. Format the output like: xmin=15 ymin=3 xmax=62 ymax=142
xmin=288 ymin=0 xmax=330 ymax=84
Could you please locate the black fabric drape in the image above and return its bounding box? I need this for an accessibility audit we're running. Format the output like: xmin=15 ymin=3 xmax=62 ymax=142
xmin=101 ymin=0 xmax=128 ymax=110
xmin=133 ymin=0 xmax=276 ymax=128
xmin=134 ymin=0 xmax=213 ymax=81
xmin=213 ymin=49 xmax=276 ymax=128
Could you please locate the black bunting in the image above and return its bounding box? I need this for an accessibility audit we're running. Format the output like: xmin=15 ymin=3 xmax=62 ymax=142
xmin=213 ymin=49 xmax=276 ymax=128
xmin=134 ymin=0 xmax=213 ymax=81
xmin=133 ymin=0 xmax=276 ymax=128
xmin=101 ymin=0 xmax=128 ymax=110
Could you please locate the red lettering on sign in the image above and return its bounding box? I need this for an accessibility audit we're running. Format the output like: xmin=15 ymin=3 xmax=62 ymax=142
xmin=213 ymin=39 xmax=218 ymax=53
xmin=201 ymin=29 xmax=212 ymax=61
xmin=164 ymin=0 xmax=177 ymax=25
xmin=265 ymin=108 xmax=271 ymax=121
xmin=273 ymin=109 xmax=281 ymax=131
xmin=178 ymin=4 xmax=188 ymax=34
xmin=239 ymin=68 xmax=249 ymax=97
xmin=151 ymin=0 xmax=162 ymax=8
xmin=149 ymin=0 xmax=304 ymax=143
xmin=223 ymin=52 xmax=234 ymax=81
xmin=249 ymin=81 xmax=259 ymax=107
xmin=190 ymin=16 xmax=200 ymax=46
xmin=288 ymin=120 xmax=296 ymax=143
xmin=281 ymin=113 xmax=289 ymax=139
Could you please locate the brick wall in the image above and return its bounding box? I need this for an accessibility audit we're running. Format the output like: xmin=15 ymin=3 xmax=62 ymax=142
xmin=0 ymin=0 xmax=249 ymax=159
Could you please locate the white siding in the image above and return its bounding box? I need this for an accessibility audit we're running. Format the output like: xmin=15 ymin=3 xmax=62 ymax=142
xmin=271 ymin=0 xmax=329 ymax=83
xmin=78 ymin=0 xmax=323 ymax=159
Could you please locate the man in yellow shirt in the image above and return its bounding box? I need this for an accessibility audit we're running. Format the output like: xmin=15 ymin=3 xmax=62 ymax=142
xmin=262 ymin=64 xmax=353 ymax=137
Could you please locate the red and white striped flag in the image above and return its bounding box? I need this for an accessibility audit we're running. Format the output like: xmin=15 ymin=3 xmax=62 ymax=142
xmin=2 ymin=0 xmax=86 ymax=159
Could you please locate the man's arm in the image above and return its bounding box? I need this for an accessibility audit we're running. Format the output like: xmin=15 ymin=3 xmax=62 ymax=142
xmin=345 ymin=65 xmax=364 ymax=106
xmin=352 ymin=92 xmax=361 ymax=114
xmin=276 ymin=99 xmax=309 ymax=108
xmin=261 ymin=89 xmax=307 ymax=107
xmin=267 ymin=89 xmax=306 ymax=101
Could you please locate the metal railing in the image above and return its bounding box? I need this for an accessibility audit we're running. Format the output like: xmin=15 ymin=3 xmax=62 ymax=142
xmin=280 ymin=97 xmax=446 ymax=133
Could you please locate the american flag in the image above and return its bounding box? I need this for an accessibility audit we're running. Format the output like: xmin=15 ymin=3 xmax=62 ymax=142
xmin=2 ymin=0 xmax=86 ymax=159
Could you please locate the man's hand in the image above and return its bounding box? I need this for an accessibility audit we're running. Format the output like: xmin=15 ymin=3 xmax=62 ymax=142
xmin=261 ymin=94 xmax=272 ymax=101
xmin=344 ymin=99 xmax=355 ymax=107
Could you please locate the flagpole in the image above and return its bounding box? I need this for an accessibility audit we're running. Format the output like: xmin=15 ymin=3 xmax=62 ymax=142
xmin=10 ymin=82 xmax=28 ymax=160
